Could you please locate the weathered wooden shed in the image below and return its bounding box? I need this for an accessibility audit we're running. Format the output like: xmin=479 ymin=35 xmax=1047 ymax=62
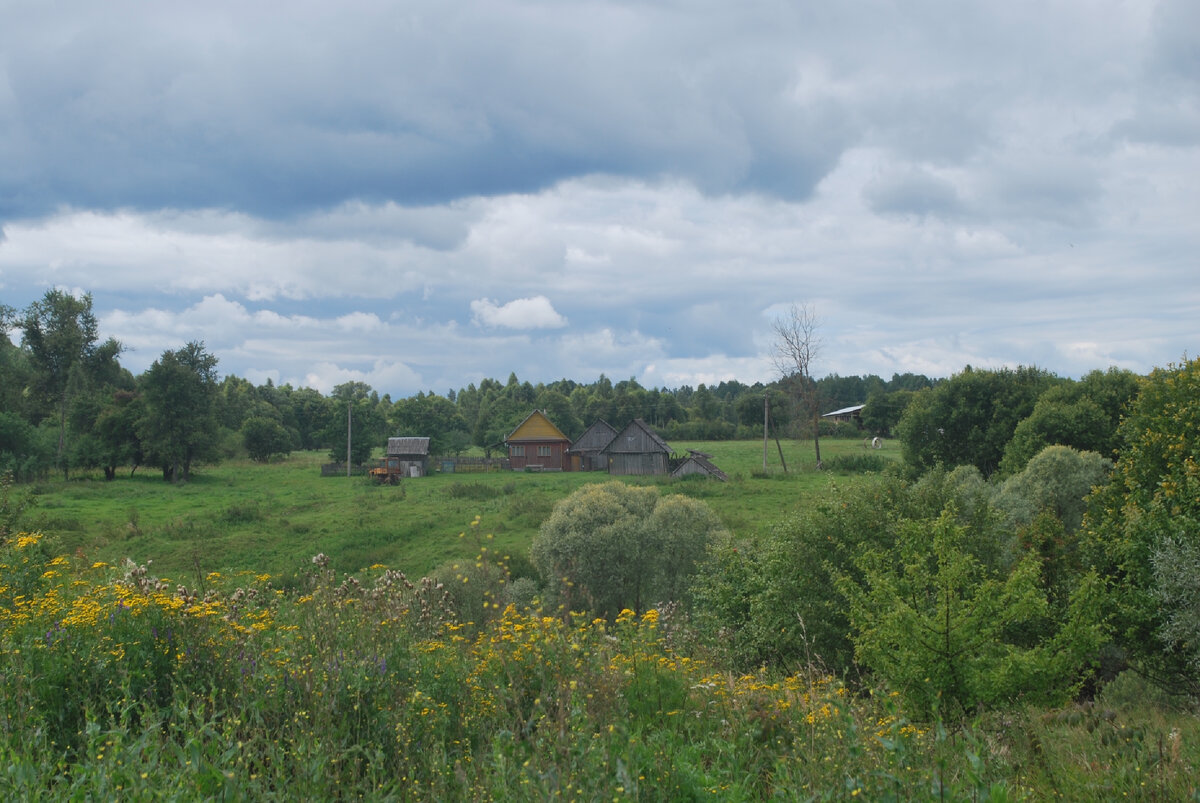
xmin=385 ymin=436 xmax=431 ymax=478
xmin=568 ymin=419 xmax=618 ymax=471
xmin=603 ymin=418 xmax=672 ymax=476
xmin=821 ymin=404 xmax=865 ymax=424
xmin=505 ymin=410 xmax=572 ymax=471
xmin=671 ymin=449 xmax=729 ymax=482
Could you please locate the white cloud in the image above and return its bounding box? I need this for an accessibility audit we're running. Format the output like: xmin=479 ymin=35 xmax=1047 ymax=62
xmin=336 ymin=312 xmax=385 ymax=332
xmin=302 ymin=360 xmax=424 ymax=397
xmin=470 ymin=296 xmax=566 ymax=330
xmin=641 ymin=355 xmax=775 ymax=389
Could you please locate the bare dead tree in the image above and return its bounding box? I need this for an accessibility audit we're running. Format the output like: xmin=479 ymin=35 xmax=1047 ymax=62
xmin=771 ymin=304 xmax=823 ymax=469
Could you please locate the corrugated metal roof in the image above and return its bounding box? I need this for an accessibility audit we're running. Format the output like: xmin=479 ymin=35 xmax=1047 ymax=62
xmin=821 ymin=404 xmax=865 ymax=418
xmin=387 ymin=437 xmax=430 ymax=455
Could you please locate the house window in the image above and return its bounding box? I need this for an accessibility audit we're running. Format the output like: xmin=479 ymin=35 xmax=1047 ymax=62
xmin=511 ymin=445 xmax=525 ymax=457
xmin=537 ymin=445 xmax=552 ymax=457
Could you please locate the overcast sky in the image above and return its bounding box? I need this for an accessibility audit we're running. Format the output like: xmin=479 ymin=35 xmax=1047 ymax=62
xmin=2 ymin=0 xmax=1197 ymax=397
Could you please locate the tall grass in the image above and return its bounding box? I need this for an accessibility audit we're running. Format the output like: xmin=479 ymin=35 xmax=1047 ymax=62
xmin=3 ymin=527 xmax=1198 ymax=799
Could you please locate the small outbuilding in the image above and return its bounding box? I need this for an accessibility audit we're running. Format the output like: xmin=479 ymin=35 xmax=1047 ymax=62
xmin=603 ymin=418 xmax=672 ymax=476
xmin=821 ymin=404 xmax=865 ymax=424
xmin=384 ymin=437 xmax=431 ymax=478
xmin=671 ymin=449 xmax=729 ymax=482
xmin=568 ymin=419 xmax=618 ymax=471
xmin=506 ymin=410 xmax=572 ymax=471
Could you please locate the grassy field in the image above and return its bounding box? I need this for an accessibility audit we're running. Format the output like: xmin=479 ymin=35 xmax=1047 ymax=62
xmin=22 ymin=437 xmax=895 ymax=583
xmin=9 ymin=437 xmax=1200 ymax=799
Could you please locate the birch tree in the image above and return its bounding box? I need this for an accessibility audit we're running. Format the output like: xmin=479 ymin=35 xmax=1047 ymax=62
xmin=772 ymin=304 xmax=823 ymax=468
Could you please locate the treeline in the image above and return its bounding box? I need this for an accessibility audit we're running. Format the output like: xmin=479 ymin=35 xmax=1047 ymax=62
xmin=1 ymin=290 xmax=937 ymax=481
xmin=0 ymin=288 xmax=1147 ymax=487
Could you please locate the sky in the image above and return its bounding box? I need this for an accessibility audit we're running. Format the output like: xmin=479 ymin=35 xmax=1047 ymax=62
xmin=1 ymin=0 xmax=1197 ymax=398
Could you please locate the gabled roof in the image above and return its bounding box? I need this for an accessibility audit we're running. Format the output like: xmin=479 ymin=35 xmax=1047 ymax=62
xmin=387 ymin=437 xmax=430 ymax=456
xmin=568 ymin=419 xmax=618 ymax=453
xmin=505 ymin=410 xmax=570 ymax=443
xmin=671 ymin=453 xmax=729 ymax=482
xmin=602 ymin=418 xmax=672 ymax=455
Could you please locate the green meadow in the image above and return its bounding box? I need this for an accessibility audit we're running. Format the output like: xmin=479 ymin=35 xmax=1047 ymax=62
xmin=27 ymin=437 xmax=894 ymax=581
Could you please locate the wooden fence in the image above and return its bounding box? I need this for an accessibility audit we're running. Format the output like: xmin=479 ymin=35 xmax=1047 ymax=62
xmin=433 ymin=456 xmax=512 ymax=473
xmin=320 ymin=463 xmax=369 ymax=477
xmin=322 ymin=458 xmax=511 ymax=476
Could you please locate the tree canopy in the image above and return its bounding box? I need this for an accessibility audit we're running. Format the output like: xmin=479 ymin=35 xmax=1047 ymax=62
xmin=896 ymin=365 xmax=1059 ymax=477
xmin=532 ymin=482 xmax=726 ymax=619
xmin=138 ymin=342 xmax=220 ymax=482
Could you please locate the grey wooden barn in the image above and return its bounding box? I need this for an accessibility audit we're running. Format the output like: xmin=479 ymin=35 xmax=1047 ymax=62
xmin=671 ymin=450 xmax=729 ymax=482
xmin=568 ymin=419 xmax=618 ymax=471
xmin=385 ymin=437 xmax=431 ymax=478
xmin=603 ymin=418 xmax=672 ymax=476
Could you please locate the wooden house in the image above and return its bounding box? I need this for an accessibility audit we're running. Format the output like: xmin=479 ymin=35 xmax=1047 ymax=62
xmin=505 ymin=410 xmax=572 ymax=471
xmin=567 ymin=419 xmax=618 ymax=471
xmin=384 ymin=436 xmax=431 ymax=478
xmin=603 ymin=418 xmax=672 ymax=476
xmin=671 ymin=449 xmax=729 ymax=482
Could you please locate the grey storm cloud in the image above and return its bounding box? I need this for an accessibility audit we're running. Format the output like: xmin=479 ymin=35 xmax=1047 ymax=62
xmin=0 ymin=0 xmax=865 ymax=218
xmin=864 ymin=169 xmax=963 ymax=219
xmin=2 ymin=0 xmax=1127 ymax=220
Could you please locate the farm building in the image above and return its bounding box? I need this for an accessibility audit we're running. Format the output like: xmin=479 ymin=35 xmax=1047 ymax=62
xmin=821 ymin=404 xmax=865 ymax=424
xmin=671 ymin=450 xmax=729 ymax=482
xmin=567 ymin=419 xmax=618 ymax=471
xmin=505 ymin=410 xmax=572 ymax=471
xmin=603 ymin=418 xmax=672 ymax=476
xmin=384 ymin=437 xmax=431 ymax=478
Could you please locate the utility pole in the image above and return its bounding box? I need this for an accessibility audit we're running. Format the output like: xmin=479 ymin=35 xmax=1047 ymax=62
xmin=763 ymin=393 xmax=769 ymax=471
xmin=346 ymin=402 xmax=352 ymax=478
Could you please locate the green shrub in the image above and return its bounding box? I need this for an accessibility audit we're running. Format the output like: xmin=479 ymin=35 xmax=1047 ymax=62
xmin=837 ymin=510 xmax=1104 ymax=715
xmin=532 ymin=482 xmax=726 ymax=618
xmin=995 ymin=444 xmax=1111 ymax=534
xmin=821 ymin=453 xmax=889 ymax=473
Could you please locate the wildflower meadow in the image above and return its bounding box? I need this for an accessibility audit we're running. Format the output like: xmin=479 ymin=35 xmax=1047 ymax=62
xmin=3 ymin=521 xmax=1197 ymax=800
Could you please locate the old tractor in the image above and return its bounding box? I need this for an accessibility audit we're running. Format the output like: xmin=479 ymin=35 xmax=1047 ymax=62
xmin=369 ymin=456 xmax=406 ymax=485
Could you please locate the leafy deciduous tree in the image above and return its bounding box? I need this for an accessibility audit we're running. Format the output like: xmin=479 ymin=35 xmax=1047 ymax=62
xmin=532 ymin=482 xmax=725 ymax=619
xmin=999 ymin=368 xmax=1140 ymax=476
xmin=138 ymin=342 xmax=221 ymax=482
xmin=389 ymin=392 xmax=469 ymax=456
xmin=1083 ymin=356 xmax=1200 ymax=691
xmin=896 ymin=365 xmax=1059 ymax=478
xmin=325 ymin=382 xmax=387 ymax=465
xmin=861 ymin=389 xmax=915 ymax=438
xmin=242 ymin=416 xmax=294 ymax=463
xmin=17 ymin=290 xmax=122 ymax=475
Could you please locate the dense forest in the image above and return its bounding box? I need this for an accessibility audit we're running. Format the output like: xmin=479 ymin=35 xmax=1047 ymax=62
xmin=1 ymin=290 xmax=936 ymax=481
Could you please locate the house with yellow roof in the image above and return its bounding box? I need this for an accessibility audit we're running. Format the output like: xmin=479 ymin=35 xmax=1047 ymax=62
xmin=505 ymin=410 xmax=572 ymax=471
